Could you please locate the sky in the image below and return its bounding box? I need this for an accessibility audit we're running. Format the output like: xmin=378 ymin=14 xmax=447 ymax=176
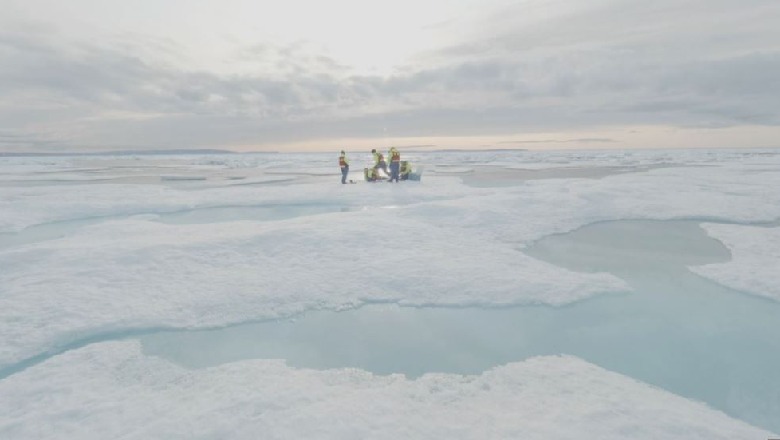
xmin=1 ymin=0 xmax=779 ymax=152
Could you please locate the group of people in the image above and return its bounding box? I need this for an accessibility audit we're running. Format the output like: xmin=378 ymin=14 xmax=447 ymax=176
xmin=338 ymin=147 xmax=413 ymax=184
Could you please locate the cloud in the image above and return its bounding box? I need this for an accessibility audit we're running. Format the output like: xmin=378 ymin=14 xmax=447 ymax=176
xmin=0 ymin=129 xmax=73 ymax=151
xmin=1 ymin=0 xmax=779 ymax=151
xmin=498 ymin=139 xmax=616 ymax=144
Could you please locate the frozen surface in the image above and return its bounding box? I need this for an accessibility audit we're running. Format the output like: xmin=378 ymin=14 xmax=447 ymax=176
xmin=140 ymin=220 xmax=780 ymax=432
xmin=523 ymin=220 xmax=780 ymax=432
xmin=692 ymin=224 xmax=780 ymax=302
xmin=0 ymin=213 xmax=627 ymax=368
xmin=1 ymin=148 xmax=780 ymax=437
xmin=0 ymin=341 xmax=772 ymax=440
xmin=3 ymin=149 xmax=780 ymax=235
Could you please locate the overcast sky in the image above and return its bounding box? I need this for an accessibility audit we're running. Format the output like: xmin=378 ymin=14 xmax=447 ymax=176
xmin=1 ymin=0 xmax=779 ymax=152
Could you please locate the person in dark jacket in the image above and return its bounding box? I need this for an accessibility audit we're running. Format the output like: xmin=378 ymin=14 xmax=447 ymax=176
xmin=338 ymin=150 xmax=349 ymax=184
xmin=371 ymin=148 xmax=390 ymax=177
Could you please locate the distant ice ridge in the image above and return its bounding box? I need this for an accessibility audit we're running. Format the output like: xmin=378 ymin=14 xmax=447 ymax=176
xmin=0 ymin=341 xmax=771 ymax=440
xmin=0 ymin=159 xmax=776 ymax=239
xmin=692 ymin=224 xmax=780 ymax=302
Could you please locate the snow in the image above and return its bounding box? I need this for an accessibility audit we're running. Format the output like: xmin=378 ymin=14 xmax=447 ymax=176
xmin=692 ymin=223 xmax=780 ymax=302
xmin=0 ymin=341 xmax=772 ymax=440
xmin=1 ymin=148 xmax=779 ymax=437
xmin=403 ymin=163 xmax=780 ymax=248
xmin=0 ymin=212 xmax=628 ymax=368
xmin=431 ymin=166 xmax=474 ymax=174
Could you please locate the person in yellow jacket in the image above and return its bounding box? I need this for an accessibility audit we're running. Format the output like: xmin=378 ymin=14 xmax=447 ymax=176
xmin=364 ymin=167 xmax=383 ymax=182
xmin=399 ymin=160 xmax=412 ymax=180
xmin=388 ymin=147 xmax=401 ymax=182
xmin=371 ymin=148 xmax=390 ymax=177
xmin=338 ymin=150 xmax=350 ymax=184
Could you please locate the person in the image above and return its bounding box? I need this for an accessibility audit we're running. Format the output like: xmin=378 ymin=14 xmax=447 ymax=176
xmin=388 ymin=147 xmax=401 ymax=182
xmin=338 ymin=150 xmax=349 ymax=184
xmin=399 ymin=160 xmax=412 ymax=180
xmin=364 ymin=167 xmax=385 ymax=182
xmin=364 ymin=167 xmax=388 ymax=182
xmin=371 ymin=148 xmax=390 ymax=177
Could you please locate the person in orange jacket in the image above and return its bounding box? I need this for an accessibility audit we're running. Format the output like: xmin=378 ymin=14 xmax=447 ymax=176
xmin=388 ymin=147 xmax=401 ymax=182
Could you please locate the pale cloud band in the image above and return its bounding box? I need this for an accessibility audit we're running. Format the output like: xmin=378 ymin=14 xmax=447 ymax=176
xmin=1 ymin=0 xmax=778 ymax=152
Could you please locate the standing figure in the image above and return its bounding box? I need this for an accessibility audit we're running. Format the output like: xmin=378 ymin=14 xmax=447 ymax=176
xmin=388 ymin=147 xmax=401 ymax=182
xmin=339 ymin=150 xmax=349 ymax=184
xmin=371 ymin=148 xmax=390 ymax=177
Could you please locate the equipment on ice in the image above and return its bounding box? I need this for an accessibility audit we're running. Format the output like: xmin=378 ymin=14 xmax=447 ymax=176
xmin=364 ymin=161 xmax=423 ymax=182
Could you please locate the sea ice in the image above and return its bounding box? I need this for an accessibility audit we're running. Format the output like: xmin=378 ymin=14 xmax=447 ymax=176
xmin=1 ymin=149 xmax=779 ymax=437
xmin=0 ymin=211 xmax=627 ymax=368
xmin=692 ymin=223 xmax=780 ymax=302
xmin=0 ymin=341 xmax=772 ymax=440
